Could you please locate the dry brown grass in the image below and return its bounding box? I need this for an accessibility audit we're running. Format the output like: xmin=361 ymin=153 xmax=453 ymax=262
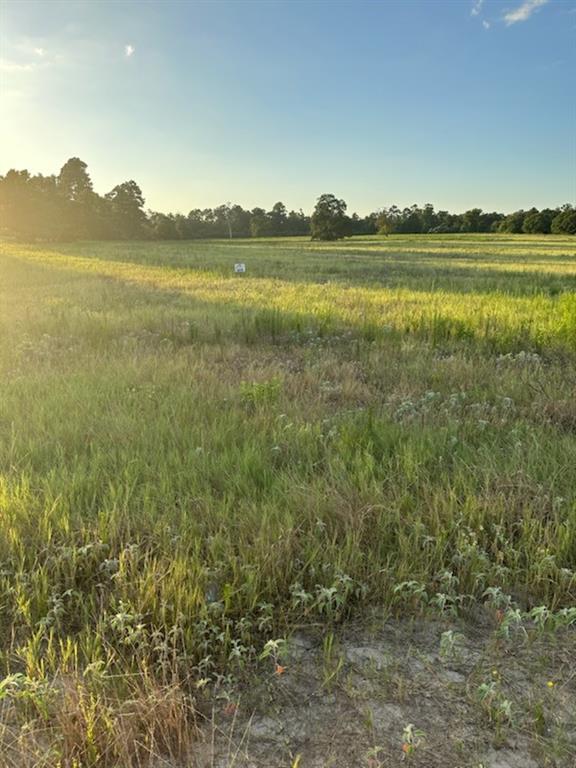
xmin=0 ymin=675 xmax=199 ymax=768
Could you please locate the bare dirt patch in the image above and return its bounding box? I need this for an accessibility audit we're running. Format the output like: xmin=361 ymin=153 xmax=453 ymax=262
xmin=194 ymin=616 xmax=576 ymax=768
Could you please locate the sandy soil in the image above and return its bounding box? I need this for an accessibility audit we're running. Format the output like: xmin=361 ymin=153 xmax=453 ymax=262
xmin=193 ymin=615 xmax=576 ymax=768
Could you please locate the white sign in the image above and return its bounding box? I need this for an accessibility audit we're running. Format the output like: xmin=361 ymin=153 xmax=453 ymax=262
xmin=234 ymin=263 xmax=246 ymax=273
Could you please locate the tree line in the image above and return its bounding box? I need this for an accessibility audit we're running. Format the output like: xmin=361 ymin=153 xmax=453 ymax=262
xmin=1 ymin=158 xmax=574 ymax=241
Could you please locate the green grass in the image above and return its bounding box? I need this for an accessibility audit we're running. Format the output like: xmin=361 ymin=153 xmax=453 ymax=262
xmin=0 ymin=233 xmax=575 ymax=765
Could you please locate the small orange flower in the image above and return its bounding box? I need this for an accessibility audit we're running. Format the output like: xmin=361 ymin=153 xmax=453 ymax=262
xmin=223 ymin=701 xmax=237 ymax=716
xmin=275 ymin=663 xmax=287 ymax=676
xmin=402 ymin=743 xmax=411 ymax=754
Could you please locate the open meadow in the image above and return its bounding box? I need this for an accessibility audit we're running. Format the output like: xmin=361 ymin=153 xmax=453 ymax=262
xmin=1 ymin=233 xmax=575 ymax=767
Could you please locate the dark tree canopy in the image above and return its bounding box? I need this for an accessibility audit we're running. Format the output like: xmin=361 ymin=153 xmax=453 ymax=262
xmin=58 ymin=158 xmax=93 ymax=202
xmin=105 ymin=181 xmax=147 ymax=239
xmin=310 ymin=194 xmax=348 ymax=241
xmin=523 ymin=208 xmax=555 ymax=235
xmin=0 ymin=158 xmax=573 ymax=242
xmin=551 ymin=207 xmax=576 ymax=235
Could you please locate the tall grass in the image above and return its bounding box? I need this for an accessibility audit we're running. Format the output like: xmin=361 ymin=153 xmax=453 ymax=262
xmin=0 ymin=234 xmax=575 ymax=764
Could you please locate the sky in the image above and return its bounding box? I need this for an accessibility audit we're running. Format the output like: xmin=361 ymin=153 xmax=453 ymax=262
xmin=1 ymin=0 xmax=575 ymax=215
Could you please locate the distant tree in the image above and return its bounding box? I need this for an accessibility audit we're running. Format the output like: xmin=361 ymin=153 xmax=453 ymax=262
xmin=551 ymin=206 xmax=576 ymax=235
xmin=286 ymin=208 xmax=310 ymax=236
xmin=361 ymin=212 xmax=378 ymax=235
xmin=482 ymin=211 xmax=505 ymax=232
xmin=310 ymin=193 xmax=348 ymax=240
xmin=250 ymin=207 xmax=270 ymax=237
xmin=201 ymin=207 xmax=221 ymax=237
xmin=0 ymin=169 xmax=66 ymax=239
xmin=33 ymin=173 xmax=67 ymax=239
xmin=420 ymin=203 xmax=437 ymax=233
xmin=86 ymin=192 xmax=115 ymax=239
xmin=210 ymin=203 xmax=234 ymax=238
xmin=269 ymin=202 xmax=288 ymax=236
xmin=58 ymin=158 xmax=93 ymax=201
xmin=346 ymin=212 xmax=359 ymax=236
xmin=174 ymin=214 xmax=192 ymax=239
xmin=105 ymin=180 xmax=147 ymax=239
xmin=185 ymin=209 xmax=207 ymax=238
xmin=523 ymin=208 xmax=554 ymax=234
xmin=0 ymin=156 xmax=570 ymax=242
xmin=229 ymin=204 xmax=252 ymax=238
xmin=56 ymin=158 xmax=99 ymax=238
xmin=150 ymin=212 xmax=179 ymax=239
xmin=397 ymin=205 xmax=423 ymax=234
xmin=0 ymin=170 xmax=34 ymax=238
xmin=376 ymin=205 xmax=402 ymax=235
xmin=376 ymin=209 xmax=392 ymax=235
xmin=461 ymin=208 xmax=484 ymax=233
xmin=436 ymin=210 xmax=460 ymax=232
xmin=498 ymin=210 xmax=526 ymax=233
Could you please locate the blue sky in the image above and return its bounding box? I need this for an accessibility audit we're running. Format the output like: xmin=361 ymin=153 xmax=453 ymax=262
xmin=1 ymin=0 xmax=575 ymax=214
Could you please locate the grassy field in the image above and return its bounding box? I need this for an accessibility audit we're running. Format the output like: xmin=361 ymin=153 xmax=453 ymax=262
xmin=1 ymin=233 xmax=575 ymax=766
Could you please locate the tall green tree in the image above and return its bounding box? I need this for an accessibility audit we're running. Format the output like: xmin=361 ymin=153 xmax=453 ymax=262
xmin=105 ymin=181 xmax=147 ymax=239
xmin=461 ymin=208 xmax=484 ymax=233
xmin=523 ymin=208 xmax=554 ymax=234
xmin=269 ymin=202 xmax=288 ymax=235
xmin=498 ymin=210 xmax=526 ymax=233
xmin=0 ymin=170 xmax=34 ymax=238
xmin=551 ymin=206 xmax=576 ymax=235
xmin=286 ymin=208 xmax=310 ymax=236
xmin=310 ymin=193 xmax=347 ymax=241
xmin=58 ymin=158 xmax=93 ymax=201
xmin=250 ymin=207 xmax=270 ymax=237
xmin=420 ymin=203 xmax=437 ymax=232
xmin=150 ymin=212 xmax=179 ymax=239
xmin=0 ymin=170 xmax=64 ymax=240
xmin=57 ymin=158 xmax=97 ymax=238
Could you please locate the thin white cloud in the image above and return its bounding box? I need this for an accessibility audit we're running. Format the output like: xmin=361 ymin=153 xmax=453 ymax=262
xmin=504 ymin=0 xmax=549 ymax=25
xmin=125 ymin=44 xmax=135 ymax=58
xmin=0 ymin=57 xmax=39 ymax=72
xmin=471 ymin=0 xmax=484 ymax=16
xmin=0 ymin=58 xmax=35 ymax=72
xmin=483 ymin=20 xmax=491 ymax=28
xmin=1 ymin=41 xmax=61 ymax=73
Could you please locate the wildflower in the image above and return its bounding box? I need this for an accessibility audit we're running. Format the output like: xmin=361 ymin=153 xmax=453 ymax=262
xmin=275 ymin=663 xmax=287 ymax=676
xmin=401 ymin=723 xmax=425 ymax=759
xmin=223 ymin=701 xmax=238 ymax=716
xmin=547 ymin=680 xmax=555 ymax=689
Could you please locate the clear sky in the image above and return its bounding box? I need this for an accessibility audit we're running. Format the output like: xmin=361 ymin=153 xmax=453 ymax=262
xmin=1 ymin=0 xmax=575 ymax=215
